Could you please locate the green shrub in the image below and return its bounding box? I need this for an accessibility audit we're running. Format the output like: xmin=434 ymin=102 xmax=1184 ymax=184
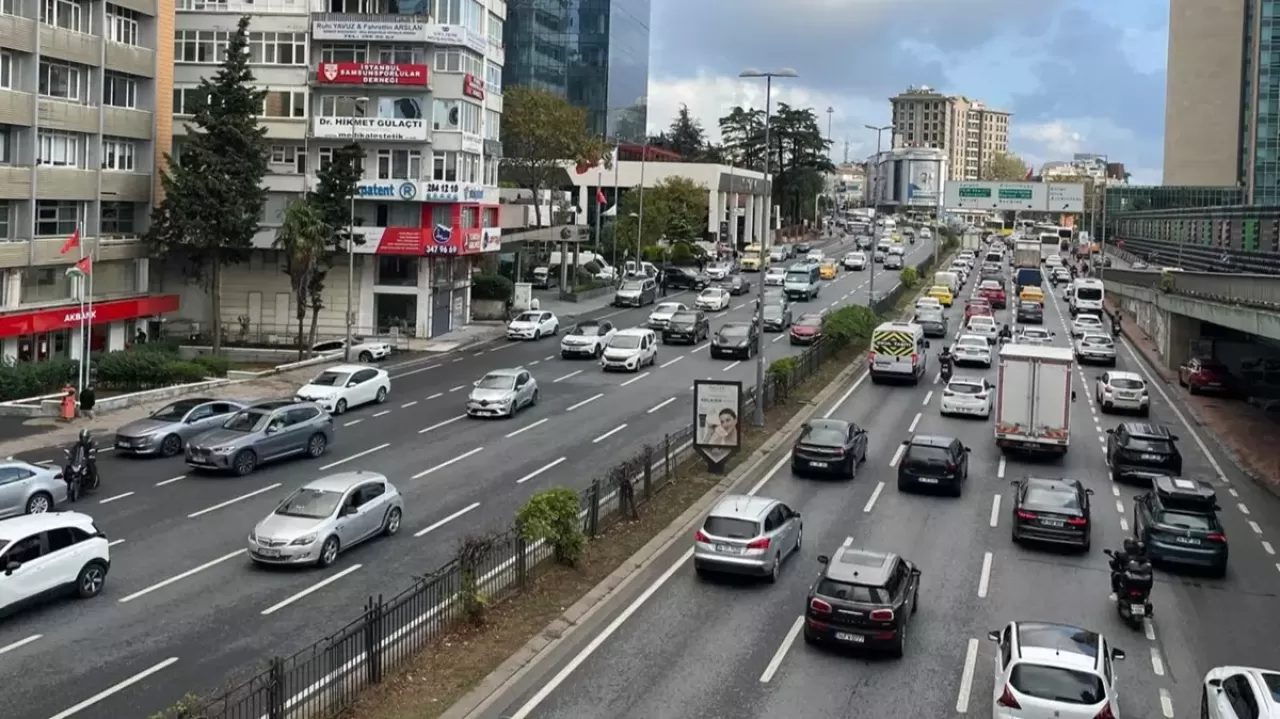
xmin=167 ymin=361 xmax=211 ymax=384
xmin=96 ymin=349 xmax=212 ymax=391
xmin=640 ymin=245 xmax=665 ymax=263
xmin=516 ymin=487 xmax=585 ymax=566
xmin=767 ymin=356 xmax=799 ymax=381
xmin=900 ymin=266 xmax=920 ymax=288
xmin=0 ymin=358 xmax=78 ymax=401
xmin=822 ymin=305 xmax=880 ymax=347
xmin=472 ymin=274 xmax=514 ymax=301
xmin=190 ymin=355 xmax=229 ymax=377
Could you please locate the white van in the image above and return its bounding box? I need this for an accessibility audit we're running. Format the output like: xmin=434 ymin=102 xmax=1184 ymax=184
xmin=1069 ymin=278 xmax=1105 ymax=315
xmin=870 ymin=321 xmax=929 ymax=384
xmin=547 ymin=251 xmax=616 ymax=281
xmin=932 ymin=271 xmax=961 ymax=294
xmin=624 ymin=259 xmax=660 ymax=278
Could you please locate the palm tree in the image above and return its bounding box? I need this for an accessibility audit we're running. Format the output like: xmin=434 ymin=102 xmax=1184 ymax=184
xmin=274 ymin=199 xmax=332 ymax=359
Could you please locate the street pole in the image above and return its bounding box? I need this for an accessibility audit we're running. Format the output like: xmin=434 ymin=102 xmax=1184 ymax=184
xmin=865 ymin=124 xmax=891 ymax=308
xmin=635 ymin=142 xmax=647 ymax=272
xmin=611 ymin=146 xmax=621 ymax=274
xmin=1099 ymin=154 xmax=1109 ymax=279
xmin=595 ymin=135 xmax=605 ymax=256
xmin=343 ymin=108 xmax=360 ymax=361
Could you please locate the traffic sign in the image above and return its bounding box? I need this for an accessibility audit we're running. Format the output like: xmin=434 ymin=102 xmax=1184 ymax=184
xmin=943 ymin=181 xmax=1084 ymax=212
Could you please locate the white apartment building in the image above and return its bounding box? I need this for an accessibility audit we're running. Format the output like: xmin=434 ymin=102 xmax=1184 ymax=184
xmin=888 ymin=85 xmax=1010 ymax=182
xmin=162 ymin=0 xmax=506 ymax=341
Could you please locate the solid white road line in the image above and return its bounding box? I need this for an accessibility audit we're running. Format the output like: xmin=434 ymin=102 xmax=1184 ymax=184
xmin=620 ymin=372 xmax=650 ymax=387
xmin=955 ymin=637 xmax=980 ymax=713
xmin=659 ymin=356 xmax=683 ymax=368
xmin=320 ymin=443 xmax=390 ymax=470
xmin=772 ymin=334 xmax=785 ymax=343
xmin=593 ymin=424 xmax=627 ymax=443
xmin=758 ymin=615 xmax=804 ymax=683
xmin=888 ymin=444 xmax=907 ymax=468
xmin=862 ymin=482 xmax=884 ymax=513
xmin=119 ymin=550 xmax=245 ymax=602
xmin=977 ymin=552 xmax=993 ymax=598
xmin=842 ymin=536 xmax=854 ymax=548
xmin=907 ymin=412 xmax=921 ymax=433
xmin=415 ymin=502 xmax=481 ymax=537
xmin=554 ymin=370 xmax=582 ymax=383
xmin=419 ymin=415 xmax=466 ymax=433
xmin=989 ymin=495 xmax=1001 ymax=527
xmin=516 ymin=457 xmax=567 ymax=485
xmin=388 ymin=363 xmax=442 ymax=379
xmin=822 ymin=370 xmax=870 ymax=419
xmin=996 ymin=457 xmax=1006 ymax=479
xmin=566 ymin=393 xmax=604 ymax=411
xmin=187 ymin=484 xmax=282 ymax=519
xmin=647 ymin=397 xmax=677 ymax=414
xmin=0 ymin=634 xmax=41 ymax=656
xmin=155 ymin=475 xmax=185 ymax=486
xmin=722 ymin=361 xmax=741 ymax=372
xmin=262 ymin=564 xmax=363 ymax=616
xmin=505 ymin=418 xmax=548 ymax=438
xmin=747 ymin=455 xmax=791 ymax=497
xmin=47 ymin=657 xmax=180 ymax=719
xmin=412 ymin=447 xmax=484 ymax=479
xmin=97 ymin=492 xmax=134 ymax=505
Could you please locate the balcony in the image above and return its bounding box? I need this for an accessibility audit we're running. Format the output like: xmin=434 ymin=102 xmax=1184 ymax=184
xmin=101 ymin=172 xmax=153 ymax=202
xmin=38 ymin=99 xmax=98 ymax=134
xmin=35 ymin=167 xmax=96 ymax=200
xmin=105 ymin=43 xmax=157 ymax=78
xmin=0 ymin=166 xmax=31 ymax=200
xmin=0 ymin=89 xmax=33 ymax=128
xmin=104 ymin=107 xmax=154 ymax=140
xmin=0 ymin=13 xmax=36 ymax=53
xmin=39 ymin=24 xmax=101 ymax=67
xmin=311 ymin=61 xmax=429 ymax=88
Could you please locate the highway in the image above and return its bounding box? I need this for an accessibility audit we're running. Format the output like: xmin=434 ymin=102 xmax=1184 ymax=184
xmin=479 ymin=254 xmax=1280 ymax=719
xmin=0 ymin=232 xmax=936 ymax=719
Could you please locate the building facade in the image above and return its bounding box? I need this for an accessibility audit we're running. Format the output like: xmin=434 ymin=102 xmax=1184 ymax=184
xmin=503 ymin=0 xmax=650 ymax=140
xmin=865 ymin=147 xmax=947 ymax=211
xmin=0 ymin=0 xmax=174 ymax=362
xmin=888 ymin=85 xmax=1009 ymax=182
xmin=165 ymin=0 xmax=506 ymax=341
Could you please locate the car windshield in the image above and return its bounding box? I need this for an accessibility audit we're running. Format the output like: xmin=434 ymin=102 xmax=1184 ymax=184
xmin=476 ymin=374 xmax=515 ymax=390
xmin=1025 ymin=485 xmax=1080 ymax=510
xmin=929 ymin=286 xmax=949 ymax=295
xmin=1156 ymin=510 xmax=1216 ymax=531
xmin=699 ymin=289 xmax=721 ymax=298
xmin=816 ymin=578 xmax=886 ymax=603
xmin=1076 ymin=316 xmax=1102 ymax=326
xmin=1110 ymin=378 xmax=1144 ymax=390
xmin=796 ymin=316 xmax=822 ymax=328
xmin=957 ymin=337 xmax=987 ymax=349
xmin=802 ymin=423 xmax=847 ymax=445
xmin=621 ymin=281 xmax=644 ymax=291
xmin=1082 ymin=335 xmax=1113 ymax=346
xmin=1020 ymin=303 xmax=1041 ymax=312
xmin=719 ymin=325 xmax=748 ymax=338
xmin=1127 ymin=437 xmax=1172 ymax=452
xmin=948 ymin=381 xmax=984 ymax=395
xmin=980 ymin=281 xmax=1001 ymax=290
xmin=703 ymin=516 xmax=758 ymax=539
xmin=609 ymin=335 xmax=641 ymax=349
xmin=763 ymin=306 xmax=782 ymax=319
xmin=670 ymin=312 xmax=697 ymax=324
xmin=309 ymin=371 xmax=351 ymax=387
xmin=1077 ymin=287 xmax=1103 ymax=300
xmin=223 ymin=410 xmax=270 ymax=432
xmin=1009 ymin=663 xmax=1105 ymax=705
xmin=1260 ymin=673 xmax=1280 ymax=701
xmin=653 ymin=303 xmax=682 ymax=314
xmin=275 ymin=487 xmax=344 ymax=519
xmin=906 ymin=445 xmax=951 ymax=463
xmin=1024 ymin=330 xmax=1050 ymax=338
xmin=571 ymin=323 xmax=602 ymax=336
xmin=786 ymin=271 xmax=811 ymax=283
xmin=151 ymin=399 xmax=203 ymax=421
xmin=515 ymin=312 xmax=540 ymax=322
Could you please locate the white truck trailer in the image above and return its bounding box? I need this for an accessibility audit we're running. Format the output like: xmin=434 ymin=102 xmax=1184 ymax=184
xmin=994 ymin=344 xmax=1074 ymax=456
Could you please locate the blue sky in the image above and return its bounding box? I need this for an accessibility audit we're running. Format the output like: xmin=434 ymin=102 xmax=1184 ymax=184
xmin=645 ymin=0 xmax=1168 ymax=184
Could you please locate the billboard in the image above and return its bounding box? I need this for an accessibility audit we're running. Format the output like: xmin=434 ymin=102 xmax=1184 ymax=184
xmin=944 ymin=181 xmax=1085 ymax=212
xmin=1046 ymin=183 xmax=1085 ymax=212
xmin=424 ymin=24 xmax=487 ymax=53
xmin=355 ymin=180 xmax=420 ymax=201
xmin=313 ymin=116 xmax=428 ymax=142
xmin=352 ymin=226 xmax=495 ymax=256
xmin=693 ymin=379 xmax=742 ymax=469
xmin=462 ymin=73 xmax=485 ymax=100
xmin=312 ymin=20 xmax=429 ymax=42
xmin=316 ymin=62 xmax=429 ymax=86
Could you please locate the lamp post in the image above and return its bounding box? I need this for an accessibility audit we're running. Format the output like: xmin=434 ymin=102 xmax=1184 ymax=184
xmin=865 ymin=124 xmax=891 ymax=308
xmin=740 ymin=67 xmax=798 ymax=427
xmin=822 ymin=106 xmax=833 ymax=232
xmin=343 ymin=100 xmax=365 ymax=361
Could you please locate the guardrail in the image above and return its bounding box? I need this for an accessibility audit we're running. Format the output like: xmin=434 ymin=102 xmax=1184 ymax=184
xmin=1110 ymin=236 xmax=1280 ymax=275
xmin=1102 ymin=267 xmax=1280 ymax=309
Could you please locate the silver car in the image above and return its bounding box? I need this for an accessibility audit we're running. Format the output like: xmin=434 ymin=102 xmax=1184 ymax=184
xmin=248 ymin=471 xmax=403 ymax=567
xmin=186 ymin=399 xmax=334 ymax=476
xmin=114 ymin=398 xmax=246 ymax=457
xmin=693 ymin=494 xmax=803 ymax=582
xmin=466 ymin=368 xmax=539 ymax=418
xmin=0 ymin=460 xmax=68 ymax=517
xmin=1076 ymin=333 xmax=1118 ymax=365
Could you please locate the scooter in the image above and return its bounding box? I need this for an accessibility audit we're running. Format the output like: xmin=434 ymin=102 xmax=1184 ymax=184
xmin=62 ymin=445 xmax=99 ymax=502
xmin=1103 ymin=549 xmax=1153 ymax=629
xmin=939 ymin=358 xmax=954 ymax=383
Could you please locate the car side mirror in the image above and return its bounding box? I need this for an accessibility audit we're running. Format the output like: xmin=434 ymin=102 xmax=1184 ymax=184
xmin=1213 ymin=504 xmax=1222 ymax=511
xmin=265 ymin=424 xmax=279 ymax=434
xmin=817 ymin=554 xmax=830 ymax=565
xmin=1106 ymin=428 xmax=1115 ymax=434
xmin=986 ymin=630 xmax=1000 ymax=642
xmin=347 ymin=381 xmax=358 ymax=387
xmin=1208 ymin=678 xmax=1222 ymax=689
xmin=473 ymin=380 xmax=480 ymax=387
xmin=1086 ymin=488 xmax=1095 ymax=495
xmin=911 ymin=568 xmax=921 ymax=577
xmin=1111 ymin=648 xmax=1126 ymax=661
xmin=963 ymin=446 xmax=971 ymax=453
xmin=1171 ymin=435 xmax=1180 ymax=441
xmin=5 ymin=561 xmax=20 ymax=574
xmin=342 ymin=505 xmax=358 ymax=516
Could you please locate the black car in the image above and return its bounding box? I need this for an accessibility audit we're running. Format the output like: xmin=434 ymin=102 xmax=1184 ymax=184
xmin=1015 ymin=301 xmax=1043 ymax=324
xmin=661 ymin=266 xmax=706 ymax=290
xmin=791 ymin=419 xmax=868 ymax=478
xmin=1134 ymin=476 xmax=1228 ymax=576
xmin=710 ymin=322 xmax=758 ymax=359
xmin=917 ymin=316 xmax=948 ymax=338
xmin=1010 ymin=477 xmax=1093 ymax=551
xmin=856 ymin=237 xmax=873 ymax=250
xmin=762 ymin=303 xmax=793 ymax=332
xmin=1106 ymin=422 xmax=1182 ymax=484
xmin=661 ymin=310 xmax=709 ymax=345
xmin=803 ymin=546 xmax=919 ymax=657
xmin=720 ymin=274 xmax=751 ymax=295
xmin=795 ymin=242 xmax=813 ymax=253
xmin=896 ymin=435 xmax=969 ymax=496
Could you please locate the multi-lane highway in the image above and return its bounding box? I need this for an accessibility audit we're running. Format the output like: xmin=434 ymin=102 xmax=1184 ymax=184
xmin=479 ymin=253 xmax=1280 ymax=719
xmin=0 ymin=233 xmax=936 ymax=719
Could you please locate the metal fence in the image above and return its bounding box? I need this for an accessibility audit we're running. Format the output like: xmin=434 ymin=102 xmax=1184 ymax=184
xmin=1113 ymin=235 xmax=1280 ymax=276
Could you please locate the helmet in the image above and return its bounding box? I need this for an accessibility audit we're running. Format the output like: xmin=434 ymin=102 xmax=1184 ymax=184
xmin=78 ymin=429 xmax=91 ymax=443
xmin=1122 ymin=538 xmax=1141 ymax=556
xmin=1133 ymin=540 xmax=1147 ymax=555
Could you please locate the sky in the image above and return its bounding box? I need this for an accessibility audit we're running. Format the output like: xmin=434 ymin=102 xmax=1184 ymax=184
xmin=644 ymin=0 xmax=1168 ymax=185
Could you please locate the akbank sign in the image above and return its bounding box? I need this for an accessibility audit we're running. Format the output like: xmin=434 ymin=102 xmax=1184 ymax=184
xmin=356 ymin=181 xmax=419 ymax=201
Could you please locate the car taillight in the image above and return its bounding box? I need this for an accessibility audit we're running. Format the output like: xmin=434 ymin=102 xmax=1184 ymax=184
xmin=1016 ymin=510 xmax=1037 ymax=520
xmin=1066 ymin=517 xmax=1088 ymax=526
xmin=942 ymin=390 xmax=955 ymax=397
xmin=695 ymin=530 xmax=710 ymax=543
xmin=1103 ymin=384 xmax=1113 ymax=392
xmin=1128 ymin=588 xmax=1144 ymax=597
xmin=945 ymin=463 xmax=956 ymax=472
xmin=55 ymin=471 xmax=63 ymax=479
xmin=746 ymin=537 xmax=771 ymax=550
xmin=911 ymin=352 xmax=919 ymax=365
xmin=975 ymin=393 xmax=988 ymax=400
xmin=996 ymin=685 xmax=1021 ymax=708
xmin=869 ymin=609 xmax=894 ymax=621
xmin=868 ymin=351 xmax=876 ymax=362
xmin=1094 ymin=703 xmax=1116 ymax=719
xmin=1207 ymin=533 xmax=1226 ymax=542
xmin=809 ymin=597 xmax=832 ymax=613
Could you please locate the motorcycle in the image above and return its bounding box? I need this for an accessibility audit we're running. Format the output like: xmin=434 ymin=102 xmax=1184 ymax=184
xmin=1103 ymin=548 xmax=1153 ymax=628
xmin=939 ymin=357 xmax=954 ymax=382
xmin=62 ymin=444 xmax=99 ymax=502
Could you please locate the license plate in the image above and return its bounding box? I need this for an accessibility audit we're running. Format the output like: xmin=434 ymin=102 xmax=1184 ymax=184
xmin=917 ymin=477 xmax=939 ymax=484
xmin=1141 ymin=454 xmax=1163 ymax=461
xmin=714 ymin=544 xmax=742 ymax=554
xmin=1042 ymin=519 xmax=1064 ymax=528
xmin=115 ymin=441 xmax=127 ymax=448
xmin=1174 ymin=536 xmax=1201 ymax=545
xmin=257 ymin=548 xmax=281 ymax=557
xmin=1130 ymin=604 xmax=1145 ymax=616
xmin=809 ymin=461 xmax=829 ymax=468
xmin=876 ymin=358 xmax=891 ymax=365
xmin=835 ymin=632 xmax=864 ymax=643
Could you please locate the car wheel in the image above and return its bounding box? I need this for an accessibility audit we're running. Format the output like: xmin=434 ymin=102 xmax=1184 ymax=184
xmin=375 ymin=386 xmax=388 ymax=403
xmin=160 ymin=434 xmax=182 ymax=458
xmin=912 ymin=588 xmax=919 ymax=614
xmin=530 ymin=388 xmax=541 ymax=407
xmin=533 ymin=329 xmax=542 ymax=340
xmin=306 ymin=433 xmax=327 ymax=458
xmin=232 ymin=449 xmax=258 ymax=476
xmin=359 ymin=351 xmax=373 ymax=362
xmin=891 ymin=622 xmax=907 ymax=658
xmin=334 ymin=398 xmax=348 ymax=415
xmin=317 ymin=536 xmax=340 ymax=568
xmin=25 ymin=492 xmax=52 ymax=514
xmin=766 ymin=554 xmax=781 ymax=583
xmin=845 ymin=458 xmax=856 ymax=480
xmin=76 ymin=561 xmax=108 ymax=599
xmin=794 ymin=525 xmax=803 ymax=553
xmin=382 ymin=507 xmax=402 ymax=536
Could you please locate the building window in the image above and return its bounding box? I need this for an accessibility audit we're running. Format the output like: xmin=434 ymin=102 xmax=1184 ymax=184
xmin=101 ymin=138 xmax=136 ymax=171
xmin=38 ymin=60 xmax=83 ymax=102
xmin=37 ymin=131 xmax=84 ymax=168
xmin=0 ymin=51 xmax=11 ymax=89
xmin=319 ymin=95 xmax=367 ymax=117
xmin=464 ymin=0 xmax=482 ymax=31
xmin=432 ymin=98 xmax=457 ymax=130
xmin=485 ymin=62 xmax=501 ymax=95
xmin=327 ymin=0 xmax=377 ymax=12
xmin=103 ymin=74 xmax=137 ymax=108
xmin=432 ymin=151 xmax=458 ymax=182
xmin=248 ymin=32 xmax=307 ymax=65
xmin=0 ymin=0 xmax=14 ymax=14
xmin=35 ymin=200 xmax=81 ymax=236
xmin=175 ymin=30 xmax=230 ymax=64
xmin=319 ymin=43 xmax=367 ymax=63
xmin=106 ymin=4 xmax=140 ymax=46
xmin=486 ymin=13 xmax=502 ymax=44
xmin=433 ymin=48 xmax=483 ymax=76
xmin=376 ymin=149 xmax=421 ymax=180
xmin=20 ymin=267 xmax=72 ymax=304
xmin=484 ymin=108 xmax=500 ymax=140
xmin=317 ymin=146 xmax=338 ymax=172
xmin=0 ymin=201 xmax=10 ymax=240
xmin=177 ymin=0 xmax=228 ymax=9
xmin=0 ymin=126 xmax=10 ymax=163
xmin=375 ymin=255 xmax=417 ymax=286
xmin=41 ymin=0 xmax=87 ymax=32
xmin=377 ymin=45 xmax=425 ymax=65
xmin=434 ymin=0 xmax=462 ymax=24
xmin=270 ymin=144 xmax=307 ymax=173
xmin=100 ymin=202 xmax=137 ymax=235
xmin=262 ymin=90 xmax=306 ymax=118
xmin=172 ymin=86 xmax=209 ymax=115
xmin=459 ymin=101 xmax=480 ymax=134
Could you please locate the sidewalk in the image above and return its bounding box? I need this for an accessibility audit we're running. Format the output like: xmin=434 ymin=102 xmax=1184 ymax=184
xmin=1107 ymin=298 xmax=1280 ymax=494
xmin=407 ymin=323 xmax=508 ymax=354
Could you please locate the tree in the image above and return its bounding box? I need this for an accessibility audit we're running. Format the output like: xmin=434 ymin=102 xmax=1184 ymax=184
xmin=145 ymin=16 xmax=269 ymax=353
xmin=305 ymin=142 xmax=364 ymax=346
xmin=274 ymin=200 xmax=331 ymax=359
xmin=982 ymin=151 xmax=1030 ymax=181
xmin=717 ymin=104 xmax=834 ymax=226
xmin=665 ymin=104 xmax=707 ymax=159
xmin=614 ymin=177 xmax=708 ymax=251
xmin=501 ymin=87 xmax=610 ymax=226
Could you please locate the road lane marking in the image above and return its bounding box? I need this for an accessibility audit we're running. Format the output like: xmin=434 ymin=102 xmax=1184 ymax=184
xmin=1250 ymin=520 xmax=1263 ymax=534
xmin=35 ymin=459 xmax=55 ymax=465
xmin=592 ymin=424 xmax=627 ymax=443
xmin=1120 ymin=518 xmax=1130 ymax=532
xmin=955 ymin=637 xmax=980 ymax=713
xmin=0 ymin=634 xmax=41 ymax=656
xmin=554 ymin=370 xmax=582 ymax=383
xmin=47 ymin=657 xmax=180 ymax=719
xmin=889 ymin=444 xmax=906 ymax=468
xmin=389 ymin=363 xmax=441 ymax=378
xmin=1228 ymin=488 xmax=1239 ymax=497
xmin=907 ymin=412 xmax=921 ymax=433
xmin=400 ymin=401 xmax=418 ymax=408
xmin=544 ymin=355 xmax=555 ymax=361
xmin=528 ymin=360 xmax=539 ymax=366
xmin=659 ymin=356 xmax=683 ymax=368
xmin=722 ymin=361 xmax=741 ymax=372
xmin=996 ymin=457 xmax=1006 ymax=479
xmin=862 ymin=482 xmax=884 ymax=513
xmin=1238 ymin=503 xmax=1250 ymax=515
xmin=1263 ymin=541 xmax=1275 ymax=555
xmin=452 ymin=357 xmax=464 ymax=362
xmin=922 ymin=390 xmax=933 ymax=405
xmin=691 ymin=343 xmax=709 ymax=353
xmin=566 ymin=393 xmax=604 ymax=411
xmin=262 ymin=564 xmax=363 ymax=616
xmin=419 ymin=415 xmax=466 ymax=433
xmin=516 ymin=457 xmax=567 ymax=485
xmin=647 ymin=397 xmax=676 ymax=414
xmin=412 ymin=447 xmax=484 ymax=479
xmin=1160 ymin=688 xmax=1174 ymax=718
xmin=977 ymin=552 xmax=992 ymax=598
xmin=98 ymin=492 xmax=133 ymax=505
xmin=188 ymin=484 xmax=282 ymax=519
xmin=841 ymin=536 xmax=854 ymax=548
xmin=1112 ymin=486 xmax=1121 ymax=497
xmin=343 ymin=419 xmax=363 ymax=427
xmin=620 ymin=372 xmax=650 ymax=387
xmin=772 ymin=334 xmax=784 ymax=343
xmin=320 ymin=443 xmax=390 ymax=469
xmin=1115 ymin=500 xmax=1125 ymax=514
xmin=107 ymin=539 xmax=125 ymax=548
xmin=989 ymin=495 xmax=1001 ymax=527
xmin=1144 ymin=618 xmax=1156 ymax=640
xmin=1150 ymin=646 xmax=1165 ymax=676
xmin=427 ymin=392 xmax=443 ymax=400
xmin=119 ymin=551 xmax=245 ymax=602
xmin=758 ymin=615 xmax=804 ymax=683
xmin=448 ymin=385 xmax=465 ymax=392
xmin=822 ymin=370 xmax=869 ymax=419
xmin=372 ymin=410 xmax=390 ymax=417
xmin=415 ymin=502 xmax=482 ymax=536
xmin=155 ymin=475 xmax=185 ymax=486
xmin=505 ymin=418 xmax=548 ymax=438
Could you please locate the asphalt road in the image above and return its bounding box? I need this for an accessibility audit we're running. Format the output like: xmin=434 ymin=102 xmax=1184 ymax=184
xmin=0 ymin=233 xmax=938 ymax=719
xmin=477 ymin=255 xmax=1280 ymax=719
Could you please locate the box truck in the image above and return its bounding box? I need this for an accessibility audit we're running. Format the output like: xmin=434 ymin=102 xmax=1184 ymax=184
xmin=994 ymin=344 xmax=1073 ymax=456
xmin=1013 ymin=240 xmax=1041 ymax=268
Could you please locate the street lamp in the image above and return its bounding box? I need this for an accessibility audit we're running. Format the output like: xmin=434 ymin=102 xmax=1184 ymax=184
xmin=865 ymin=124 xmax=891 ymax=308
xmin=819 ymin=106 xmax=834 ymax=231
xmin=739 ymin=67 xmax=798 ymax=427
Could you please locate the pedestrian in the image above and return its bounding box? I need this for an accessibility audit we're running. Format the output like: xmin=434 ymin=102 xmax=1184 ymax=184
xmin=135 ymin=328 xmax=147 ymax=344
xmin=696 ymin=256 xmax=705 ymax=273
xmin=79 ymin=385 xmax=96 ymax=420
xmin=659 ymin=272 xmax=668 ymax=296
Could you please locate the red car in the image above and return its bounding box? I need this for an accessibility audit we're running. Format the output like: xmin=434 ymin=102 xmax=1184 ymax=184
xmin=977 ymin=282 xmax=1007 ymax=309
xmin=964 ymin=299 xmax=993 ymax=323
xmin=1179 ymin=358 xmax=1231 ymax=395
xmin=789 ymin=315 xmax=823 ymax=345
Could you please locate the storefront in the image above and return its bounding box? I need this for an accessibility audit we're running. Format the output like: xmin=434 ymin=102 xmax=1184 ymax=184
xmin=0 ymin=294 xmax=181 ymax=363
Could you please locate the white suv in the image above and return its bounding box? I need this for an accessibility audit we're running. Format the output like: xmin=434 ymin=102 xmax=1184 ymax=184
xmin=990 ymin=621 xmax=1125 ymax=719
xmin=1202 ymin=666 xmax=1280 ymax=718
xmin=0 ymin=511 xmax=111 ymax=615
xmin=1095 ymin=370 xmax=1149 ymax=415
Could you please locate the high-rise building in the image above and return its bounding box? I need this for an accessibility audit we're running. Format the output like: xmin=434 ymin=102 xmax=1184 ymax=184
xmin=0 ymin=0 xmax=175 ymax=362
xmin=169 ymin=0 xmax=507 ymax=340
xmin=503 ymin=0 xmax=651 ymax=140
xmin=888 ymin=85 xmax=1010 ymax=181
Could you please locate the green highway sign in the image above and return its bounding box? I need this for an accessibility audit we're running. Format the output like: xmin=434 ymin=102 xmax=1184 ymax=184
xmin=958 ymin=187 xmax=991 ymax=198
xmin=998 ymin=188 xmax=1033 ymax=200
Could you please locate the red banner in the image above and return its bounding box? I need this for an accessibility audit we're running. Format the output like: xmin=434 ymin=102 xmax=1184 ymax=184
xmin=370 ymin=226 xmax=491 ymax=256
xmin=373 ymin=228 xmax=428 ymax=255
xmin=316 ymin=62 xmax=429 ymax=86
xmin=463 ymin=73 xmax=485 ymax=100
xmin=0 ymin=294 xmax=180 ymax=337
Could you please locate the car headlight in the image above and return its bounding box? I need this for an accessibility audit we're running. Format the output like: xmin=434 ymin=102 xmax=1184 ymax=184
xmin=248 ymin=532 xmax=257 ymax=543
xmin=291 ymin=534 xmax=317 ymax=546
xmin=211 ymin=445 xmax=235 ymax=453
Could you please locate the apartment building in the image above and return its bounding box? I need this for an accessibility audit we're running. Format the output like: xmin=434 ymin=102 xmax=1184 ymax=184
xmin=165 ymin=0 xmax=506 ymax=342
xmin=888 ymin=85 xmax=1010 ymax=182
xmin=0 ymin=0 xmax=173 ymax=363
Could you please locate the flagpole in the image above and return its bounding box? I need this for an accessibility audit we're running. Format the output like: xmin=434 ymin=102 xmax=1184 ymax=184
xmin=84 ymin=232 xmax=94 ymax=392
xmin=77 ymin=221 xmax=86 ymax=394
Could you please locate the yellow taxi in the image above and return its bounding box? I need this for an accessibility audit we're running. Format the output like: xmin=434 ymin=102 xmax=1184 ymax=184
xmin=819 ymin=260 xmax=838 ymax=280
xmin=1019 ymin=286 xmax=1045 ymax=306
xmin=926 ymin=285 xmax=954 ymax=307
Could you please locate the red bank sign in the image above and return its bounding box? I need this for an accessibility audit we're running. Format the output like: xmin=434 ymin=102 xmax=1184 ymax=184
xmin=316 ymin=62 xmax=429 ymax=86
xmin=462 ymin=73 xmax=485 ymax=100
xmin=0 ymin=294 xmax=181 ymax=337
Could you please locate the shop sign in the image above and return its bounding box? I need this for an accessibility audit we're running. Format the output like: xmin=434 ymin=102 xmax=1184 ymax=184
xmin=317 ymin=62 xmax=429 ymax=86
xmin=462 ymin=73 xmax=485 ymax=100
xmin=426 ymin=224 xmax=460 ymax=255
xmin=462 ymin=229 xmax=483 ymax=253
xmin=373 ymin=228 xmax=427 ymax=255
xmin=356 ymin=181 xmax=419 ymax=201
xmin=314 ymin=117 xmax=428 ymax=142
xmin=420 ymin=182 xmax=486 ymax=203
xmin=313 ymin=20 xmax=428 ymax=42
xmin=0 ymin=294 xmax=181 ymax=338
xmin=460 ymin=133 xmax=483 ymax=155
xmin=481 ymin=227 xmax=502 ymax=252
xmin=424 ymin=24 xmax=487 ymax=54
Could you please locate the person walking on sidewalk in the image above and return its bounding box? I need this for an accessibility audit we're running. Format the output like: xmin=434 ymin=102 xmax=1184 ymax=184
xmin=78 ymin=385 xmax=97 ymax=420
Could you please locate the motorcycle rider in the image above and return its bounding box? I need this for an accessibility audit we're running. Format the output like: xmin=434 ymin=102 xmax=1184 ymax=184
xmin=65 ymin=429 xmax=100 ymax=499
xmin=938 ymin=346 xmax=955 ymax=379
xmin=1108 ymin=538 xmax=1149 ymax=593
xmin=997 ymin=323 xmax=1013 ymax=344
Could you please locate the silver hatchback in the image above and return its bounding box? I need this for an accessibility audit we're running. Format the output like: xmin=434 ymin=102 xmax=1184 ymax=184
xmin=694 ymin=494 xmax=803 ymax=582
xmin=0 ymin=460 xmax=68 ymax=517
xmin=248 ymin=471 xmax=403 ymax=567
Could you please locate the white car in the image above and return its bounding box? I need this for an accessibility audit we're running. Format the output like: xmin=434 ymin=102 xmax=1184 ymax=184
xmin=1071 ymin=313 xmax=1105 ymax=338
xmin=311 ymin=337 xmax=392 ymax=362
xmin=952 ymin=335 xmax=992 ymax=367
xmin=940 ymin=377 xmax=994 ymax=418
xmin=1095 ymin=370 xmax=1150 ymax=415
xmin=560 ymin=319 xmax=616 ymax=359
xmin=1202 ymin=666 xmax=1280 ymax=718
xmin=915 ymin=297 xmax=942 ymax=314
xmin=989 ymin=621 xmax=1124 ymax=719
xmin=296 ymin=364 xmax=390 ymax=414
xmin=806 ymin=250 xmax=825 ymax=263
xmin=843 ymin=251 xmax=867 ymax=270
xmin=1045 ymin=254 xmax=1064 ymax=268
xmin=764 ymin=267 xmax=788 ymax=286
xmin=705 ymin=263 xmax=731 ymax=280
xmin=647 ymin=302 xmax=687 ymax=329
xmin=696 ymin=287 xmax=731 ymax=312
xmin=1015 ymin=327 xmax=1055 ymax=346
xmin=601 ymin=328 xmax=658 ymax=372
xmin=1075 ymin=333 xmax=1117 ymax=365
xmin=949 ymin=263 xmax=970 ymax=282
xmin=965 ymin=316 xmax=1000 ymax=343
xmin=506 ymin=310 xmax=560 ymax=340
xmin=0 ymin=511 xmax=110 ymax=616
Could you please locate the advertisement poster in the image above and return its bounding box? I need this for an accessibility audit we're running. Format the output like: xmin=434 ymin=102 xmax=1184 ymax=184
xmin=693 ymin=379 xmax=742 ymax=468
xmin=316 ymin=62 xmax=429 ymax=86
xmin=313 ymin=117 xmax=427 ymax=142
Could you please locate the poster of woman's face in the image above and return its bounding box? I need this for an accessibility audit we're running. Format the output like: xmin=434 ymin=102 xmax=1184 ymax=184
xmin=694 ymin=381 xmax=741 ymax=449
